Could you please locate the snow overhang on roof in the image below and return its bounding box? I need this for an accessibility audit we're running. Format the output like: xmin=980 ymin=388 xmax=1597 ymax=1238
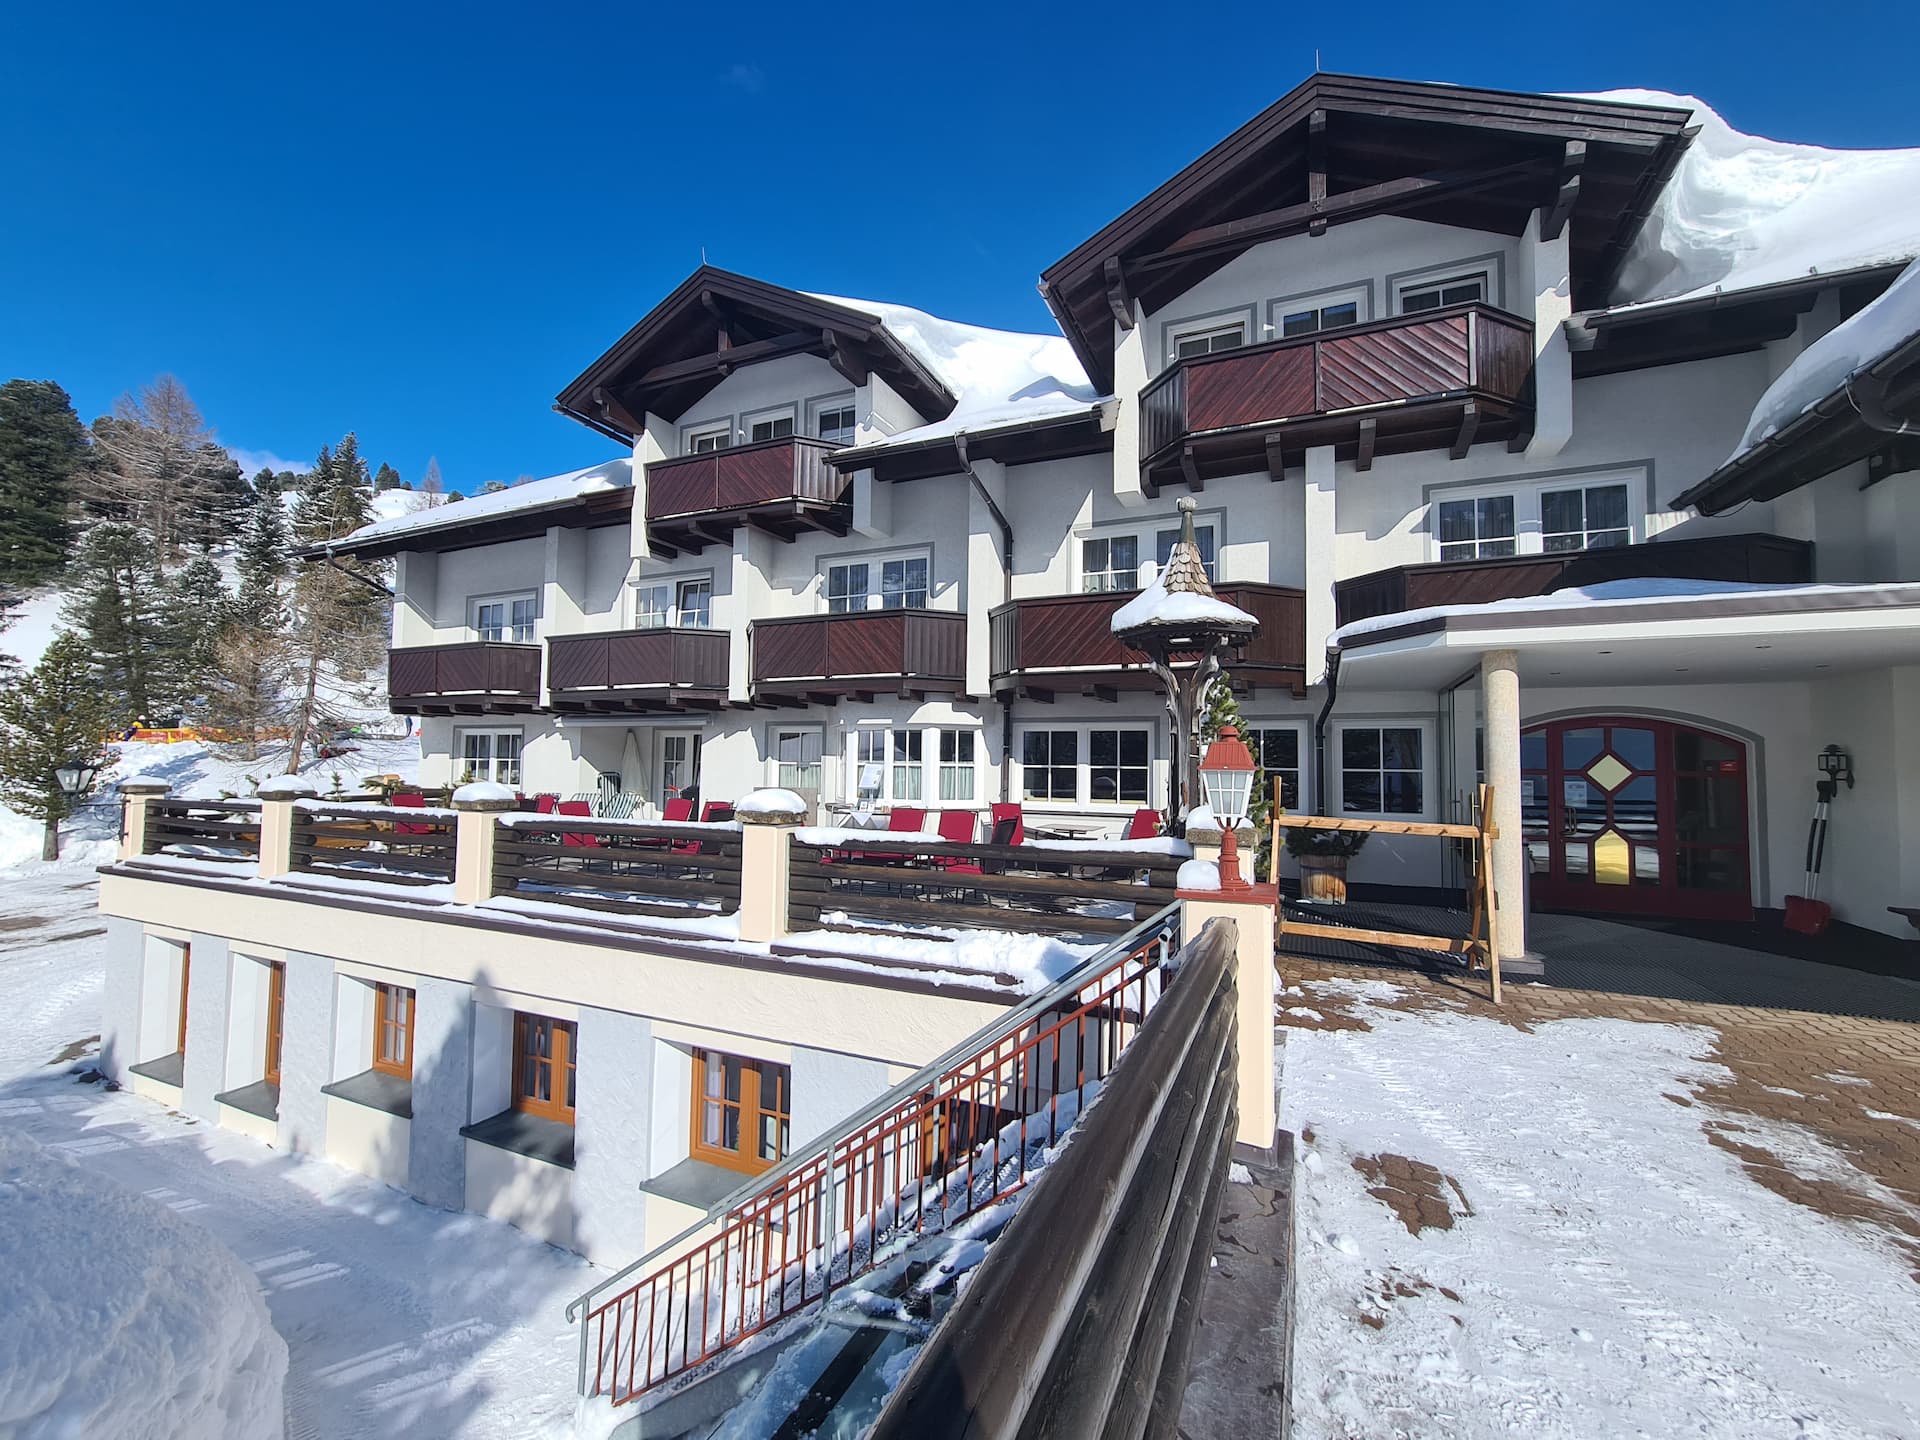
xmin=1039 ymin=74 xmax=1695 ymax=393
xmin=306 ymin=458 xmax=634 ymax=560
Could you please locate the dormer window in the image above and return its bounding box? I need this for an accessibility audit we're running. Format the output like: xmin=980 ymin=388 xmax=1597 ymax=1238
xmin=1397 ymin=269 xmax=1490 ymax=314
xmin=749 ymin=415 xmax=795 ymax=442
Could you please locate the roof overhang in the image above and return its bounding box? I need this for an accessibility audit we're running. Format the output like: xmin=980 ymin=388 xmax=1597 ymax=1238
xmin=1333 ymin=584 xmax=1920 ymax=690
xmin=555 ymin=267 xmax=955 ymax=442
xmin=1040 ymin=74 xmax=1696 ymax=392
xmin=301 ymin=488 xmax=632 ymax=562
xmin=827 ymin=404 xmax=1114 ymax=482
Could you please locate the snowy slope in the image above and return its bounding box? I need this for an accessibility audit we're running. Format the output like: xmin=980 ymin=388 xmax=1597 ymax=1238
xmin=0 ymin=586 xmax=66 ymax=670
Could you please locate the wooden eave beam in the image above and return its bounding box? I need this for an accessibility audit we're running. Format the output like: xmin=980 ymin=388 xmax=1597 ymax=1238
xmin=1103 ymin=257 xmax=1135 ymax=330
xmin=1355 ymin=416 xmax=1377 ymax=472
xmin=590 ymin=386 xmax=646 ymax=437
xmin=823 ymin=329 xmax=869 ymax=385
xmin=1542 ymin=140 xmax=1586 ymax=241
xmin=1264 ymin=435 xmax=1289 ymax=482
xmin=637 ymin=330 xmax=818 ymax=387
xmin=1179 ymin=443 xmax=1202 ymax=492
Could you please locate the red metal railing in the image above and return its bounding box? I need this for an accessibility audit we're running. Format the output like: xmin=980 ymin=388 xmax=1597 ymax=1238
xmin=570 ymin=902 xmax=1184 ymax=1408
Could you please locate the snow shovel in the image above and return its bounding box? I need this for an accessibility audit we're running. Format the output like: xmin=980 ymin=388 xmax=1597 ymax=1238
xmin=1784 ymin=787 xmax=1833 ymax=936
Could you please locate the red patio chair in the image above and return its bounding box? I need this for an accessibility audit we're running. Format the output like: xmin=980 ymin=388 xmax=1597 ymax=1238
xmin=391 ymin=790 xmax=430 ymax=837
xmin=1125 ymin=807 xmax=1160 ymax=840
xmin=558 ymin=799 xmax=600 ymax=848
xmin=990 ymin=802 xmax=1025 ymax=847
xmin=534 ymin=793 xmax=560 ymax=815
xmin=932 ymin=810 xmax=976 ymax=871
xmin=700 ymin=801 xmax=734 ymax=824
xmin=662 ymin=797 xmax=695 ymax=823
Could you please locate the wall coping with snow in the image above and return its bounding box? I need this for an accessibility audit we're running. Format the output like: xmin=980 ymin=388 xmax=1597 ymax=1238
xmin=118 ymin=776 xmax=173 ymax=796
xmin=736 ymin=788 xmax=808 ymax=825
xmin=452 ymin=782 xmax=520 ymax=812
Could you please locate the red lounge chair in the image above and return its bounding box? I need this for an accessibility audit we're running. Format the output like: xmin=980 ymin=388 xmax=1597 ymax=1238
xmin=700 ymin=801 xmax=734 ymax=824
xmin=1125 ymin=807 xmax=1160 ymax=840
xmin=391 ymin=791 xmax=430 ymax=837
xmin=990 ymin=802 xmax=1025 ymax=847
xmin=932 ymin=810 xmax=977 ymax=871
xmin=558 ymin=799 xmax=600 ymax=848
xmin=534 ymin=794 xmax=560 ymax=815
xmin=662 ymin=797 xmax=695 ymax=823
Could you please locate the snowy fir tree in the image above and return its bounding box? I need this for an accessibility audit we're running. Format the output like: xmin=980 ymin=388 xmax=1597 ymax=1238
xmin=372 ymin=461 xmax=404 ymax=492
xmin=0 ymin=379 xmax=88 ymax=588
xmin=0 ymin=632 xmax=116 ymax=859
xmin=160 ymin=555 xmax=234 ymax=706
xmin=61 ymin=521 xmax=169 ymax=724
xmin=234 ymin=468 xmax=291 ymax=623
xmin=203 ymin=625 xmax=294 ymax=760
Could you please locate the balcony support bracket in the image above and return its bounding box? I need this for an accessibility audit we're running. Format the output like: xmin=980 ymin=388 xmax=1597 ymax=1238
xmin=1450 ymin=401 xmax=1481 ymax=461
xmin=1355 ymin=417 xmax=1377 ymax=473
xmin=1179 ymin=443 xmax=1202 ymax=492
xmin=1543 ymin=141 xmax=1586 ymax=242
xmin=1264 ymin=435 xmax=1289 ymax=483
xmin=1103 ymin=258 xmax=1135 ymax=331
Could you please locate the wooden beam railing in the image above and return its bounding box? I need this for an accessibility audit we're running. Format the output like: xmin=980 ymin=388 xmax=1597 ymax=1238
xmin=288 ymin=801 xmax=458 ymax=887
xmin=490 ymin=816 xmax=744 ymax=920
xmin=141 ymin=798 xmax=261 ymax=862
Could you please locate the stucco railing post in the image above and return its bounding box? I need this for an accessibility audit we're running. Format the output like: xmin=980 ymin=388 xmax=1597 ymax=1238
xmin=1178 ymin=887 xmax=1278 ymax=1151
xmin=451 ymin=783 xmax=516 ymax=904
xmin=1479 ymin=647 xmax=1529 ymax=962
xmin=253 ymin=775 xmax=321 ymax=879
xmin=117 ymin=777 xmax=172 ymax=861
xmin=736 ymin=789 xmax=807 ymax=944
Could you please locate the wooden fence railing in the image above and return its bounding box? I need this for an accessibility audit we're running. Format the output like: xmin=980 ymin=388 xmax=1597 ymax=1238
xmin=491 ymin=817 xmax=744 ymax=920
xmin=788 ymin=832 xmax=1185 ymax=936
xmin=288 ymin=802 xmax=458 ymax=886
xmin=141 ymin=798 xmax=261 ymax=861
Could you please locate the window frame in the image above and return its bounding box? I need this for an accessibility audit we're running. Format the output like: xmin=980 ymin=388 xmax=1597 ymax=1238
xmin=682 ymin=419 xmax=733 ymax=454
xmin=1079 ymin=534 xmax=1141 ymax=594
xmin=743 ymin=405 xmax=797 ymax=444
xmin=689 ymin=1047 xmax=792 ymax=1175
xmin=1076 ymin=510 xmax=1223 ymax=593
xmin=1335 ymin=722 xmax=1431 ymax=819
xmin=372 ymin=983 xmax=414 ymax=1079
xmin=1087 ymin=727 xmax=1152 ymax=807
xmin=511 ymin=1012 xmax=577 ymax=1125
xmin=1165 ymin=313 xmax=1252 ymax=367
xmin=807 ymin=393 xmax=859 ymax=446
xmin=821 ymin=547 xmax=933 ymax=614
xmin=470 ymin=591 xmax=539 ymax=644
xmin=455 ymin=727 xmax=524 ymax=787
xmin=177 ymin=942 xmax=191 ymax=1056
xmin=1246 ymin=723 xmax=1309 ymax=814
xmin=630 ymin=570 xmax=716 ymax=629
xmin=1267 ymin=283 xmax=1370 ymax=340
xmin=263 ymin=961 xmax=286 ymax=1088
xmin=1426 ymin=471 xmax=1646 ymax=563
xmin=1390 ymin=257 xmax=1502 ymax=316
xmin=938 ymin=727 xmax=978 ymax=803
xmin=1017 ymin=724 xmax=1155 ymax=808
xmin=770 ymin=724 xmax=825 ymax=793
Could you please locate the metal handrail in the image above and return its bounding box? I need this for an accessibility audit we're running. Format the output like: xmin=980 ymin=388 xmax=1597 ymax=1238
xmin=565 ymin=900 xmax=1183 ymax=1385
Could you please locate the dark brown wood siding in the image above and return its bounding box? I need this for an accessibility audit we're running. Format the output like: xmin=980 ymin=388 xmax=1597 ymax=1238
xmin=547 ymin=627 xmax=729 ymax=699
xmin=751 ymin=609 xmax=966 ymax=692
xmin=387 ymin=642 xmax=541 ymax=713
xmin=645 ymin=437 xmax=843 ymax=522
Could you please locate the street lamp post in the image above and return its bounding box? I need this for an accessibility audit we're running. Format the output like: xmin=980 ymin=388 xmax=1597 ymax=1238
xmin=1199 ymin=722 xmax=1258 ymax=891
xmin=46 ymin=755 xmax=104 ymax=862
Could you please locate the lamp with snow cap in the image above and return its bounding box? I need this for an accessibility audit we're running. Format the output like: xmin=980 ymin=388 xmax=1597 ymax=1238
xmin=1199 ymin=723 xmax=1257 ymax=891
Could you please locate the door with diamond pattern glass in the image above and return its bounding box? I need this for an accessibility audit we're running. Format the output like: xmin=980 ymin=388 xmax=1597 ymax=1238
xmin=1520 ymin=717 xmax=1751 ymax=921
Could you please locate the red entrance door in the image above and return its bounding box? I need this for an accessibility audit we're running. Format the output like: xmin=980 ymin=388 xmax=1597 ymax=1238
xmin=1522 ymin=717 xmax=1752 ymax=921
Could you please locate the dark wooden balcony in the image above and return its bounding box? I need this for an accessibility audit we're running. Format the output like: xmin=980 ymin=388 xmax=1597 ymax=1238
xmin=388 ymin=642 xmax=542 ymax=715
xmin=644 ymin=437 xmax=849 ymax=556
xmin=751 ymin=609 xmax=967 ymax=703
xmin=547 ymin=627 xmax=729 ymax=713
xmin=1335 ymin=532 xmax=1814 ymax=627
xmin=990 ymin=583 xmax=1308 ymax=700
xmin=1139 ymin=303 xmax=1534 ymax=489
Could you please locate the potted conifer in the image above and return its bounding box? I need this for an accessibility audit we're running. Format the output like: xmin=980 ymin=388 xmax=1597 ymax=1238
xmin=1284 ymin=825 xmax=1369 ymax=904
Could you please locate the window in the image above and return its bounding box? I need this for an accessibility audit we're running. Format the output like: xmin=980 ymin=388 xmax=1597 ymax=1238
xmin=264 ymin=962 xmax=286 ymax=1088
xmin=637 ymin=576 xmax=713 ymax=628
xmin=1398 ymin=269 xmax=1489 ymax=314
xmin=691 ymin=1049 xmax=791 ymax=1174
xmin=1272 ymin=287 xmax=1366 ymax=338
xmin=1081 ymin=535 xmax=1140 ymax=593
xmin=890 ymin=729 xmax=924 ymax=801
xmin=1170 ymin=320 xmax=1247 ymax=364
xmin=686 ymin=423 xmax=731 ymax=454
xmin=826 ymin=562 xmax=869 ymax=614
xmin=1022 ymin=731 xmax=1078 ymax=802
xmin=774 ymin=728 xmax=823 ymax=792
xmin=512 ymin=1013 xmax=577 ymax=1124
xmin=373 ymin=984 xmax=414 ymax=1078
xmin=814 ymin=403 xmax=857 ymax=446
xmin=749 ymin=414 xmax=795 ymax=443
xmin=1089 ymin=729 xmax=1151 ymax=804
xmin=1248 ymin=727 xmax=1303 ymax=812
xmin=880 ymin=557 xmax=928 ymax=609
xmin=474 ymin=594 xmax=537 ymax=643
xmin=939 ymin=729 xmax=976 ymax=802
xmin=659 ymin=732 xmax=700 ymax=805
xmin=827 ymin=554 xmax=928 ymax=612
xmin=457 ymin=729 xmax=522 ymax=786
xmin=1156 ymin=523 xmax=1217 ymax=581
xmin=1436 ymin=496 xmax=1516 ymax=561
xmin=1342 ymin=727 xmax=1424 ymax=816
xmin=854 ymin=728 xmax=886 ymax=805
xmin=1541 ymin=483 xmax=1631 ymax=553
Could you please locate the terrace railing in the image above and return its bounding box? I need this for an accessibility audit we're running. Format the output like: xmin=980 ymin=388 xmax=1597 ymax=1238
xmin=141 ymin=798 xmax=261 ymax=862
xmin=490 ymin=816 xmax=744 ymax=920
xmin=568 ymin=901 xmax=1186 ymax=1409
xmin=287 ymin=801 xmax=458 ymax=886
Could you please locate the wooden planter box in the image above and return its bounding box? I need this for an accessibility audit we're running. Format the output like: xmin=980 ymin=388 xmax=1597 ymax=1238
xmin=1297 ymin=853 xmax=1349 ymax=905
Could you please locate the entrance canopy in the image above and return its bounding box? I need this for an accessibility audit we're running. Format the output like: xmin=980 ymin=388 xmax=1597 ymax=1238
xmin=1332 ymin=579 xmax=1920 ymax=689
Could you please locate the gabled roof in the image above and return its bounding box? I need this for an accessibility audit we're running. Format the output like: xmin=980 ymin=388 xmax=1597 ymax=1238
xmin=305 ymin=459 xmax=634 ymax=560
xmin=1040 ymin=75 xmax=1696 ymax=391
xmin=555 ymin=267 xmax=955 ymax=440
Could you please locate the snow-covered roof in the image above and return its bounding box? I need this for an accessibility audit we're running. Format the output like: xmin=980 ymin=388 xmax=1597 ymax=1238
xmin=812 ymin=293 xmax=1107 ymax=452
xmin=1578 ymin=90 xmax=1920 ymax=309
xmin=1110 ymin=575 xmax=1258 ymax=635
xmin=326 ymin=457 xmax=632 ymax=550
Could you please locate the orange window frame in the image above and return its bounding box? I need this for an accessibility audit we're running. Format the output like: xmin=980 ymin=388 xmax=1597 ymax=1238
xmin=689 ymin=1049 xmax=792 ymax=1175
xmin=373 ymin=984 xmax=414 ymax=1078
xmin=512 ymin=1013 xmax=577 ymax=1124
xmin=176 ymin=943 xmax=191 ymax=1056
xmin=263 ymin=961 xmax=286 ymax=1087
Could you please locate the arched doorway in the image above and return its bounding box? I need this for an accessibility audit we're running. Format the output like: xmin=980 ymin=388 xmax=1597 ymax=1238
xmin=1521 ymin=717 xmax=1753 ymax=921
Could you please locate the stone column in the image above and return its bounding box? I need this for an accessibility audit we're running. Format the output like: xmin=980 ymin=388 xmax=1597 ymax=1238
xmin=450 ymin=783 xmax=515 ymax=903
xmin=117 ymin=777 xmax=172 ymax=860
xmin=737 ymin=790 xmax=804 ymax=943
xmin=253 ymin=774 xmax=321 ymax=879
xmin=1178 ymin=889 xmax=1278 ymax=1151
xmin=1479 ymin=648 xmax=1529 ymax=962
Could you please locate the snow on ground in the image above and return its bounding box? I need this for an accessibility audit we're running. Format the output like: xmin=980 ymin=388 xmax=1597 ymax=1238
xmin=1281 ymin=979 xmax=1920 ymax=1438
xmin=0 ymin=1124 xmax=287 ymax=1440
xmin=0 ymin=584 xmax=65 ymax=669
xmin=0 ymin=858 xmax=589 ymax=1439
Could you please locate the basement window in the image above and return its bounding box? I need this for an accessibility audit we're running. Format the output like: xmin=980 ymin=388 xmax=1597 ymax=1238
xmin=690 ymin=1049 xmax=791 ymax=1175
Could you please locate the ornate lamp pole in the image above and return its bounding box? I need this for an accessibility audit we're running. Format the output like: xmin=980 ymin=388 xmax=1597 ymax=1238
xmin=1199 ymin=723 xmax=1258 ymax=890
xmin=1110 ymin=497 xmax=1258 ymax=835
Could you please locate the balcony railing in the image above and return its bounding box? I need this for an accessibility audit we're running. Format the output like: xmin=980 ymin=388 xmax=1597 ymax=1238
xmin=547 ymin=626 xmax=729 ymax=712
xmin=751 ymin=608 xmax=967 ymax=699
xmin=990 ymin=583 xmax=1307 ymax=697
xmin=1334 ymin=532 xmax=1815 ymax=627
xmin=388 ymin=641 xmax=541 ymax=714
xmin=645 ymin=437 xmax=848 ymax=552
xmin=1139 ymin=303 xmax=1533 ymax=485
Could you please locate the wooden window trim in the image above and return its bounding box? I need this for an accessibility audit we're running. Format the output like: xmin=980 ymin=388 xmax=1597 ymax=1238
xmin=372 ymin=984 xmax=414 ymax=1079
xmin=263 ymin=962 xmax=286 ymax=1088
xmin=512 ymin=1013 xmax=576 ymax=1125
xmin=689 ymin=1048 xmax=791 ymax=1175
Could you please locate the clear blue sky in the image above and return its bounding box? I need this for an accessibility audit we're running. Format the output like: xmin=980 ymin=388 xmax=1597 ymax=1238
xmin=3 ymin=1 xmax=1914 ymax=491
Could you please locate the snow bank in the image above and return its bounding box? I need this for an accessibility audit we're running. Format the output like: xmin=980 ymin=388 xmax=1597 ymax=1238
xmin=0 ymin=1126 xmax=287 ymax=1440
xmin=0 ymin=586 xmax=66 ymax=669
xmin=1582 ymin=90 xmax=1920 ymax=307
xmin=1176 ymin=858 xmax=1221 ymax=891
xmin=1109 ymin=569 xmax=1257 ymax=634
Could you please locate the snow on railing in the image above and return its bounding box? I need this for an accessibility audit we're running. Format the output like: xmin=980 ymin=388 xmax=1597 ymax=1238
xmin=567 ymin=901 xmax=1185 ymax=1409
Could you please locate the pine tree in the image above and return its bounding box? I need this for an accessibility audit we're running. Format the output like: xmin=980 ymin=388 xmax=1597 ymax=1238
xmin=0 ymin=380 xmax=88 ymax=588
xmin=187 ymin=449 xmax=252 ymax=552
xmin=0 ymin=632 xmax=117 ymax=859
xmin=234 ymin=468 xmax=290 ymax=622
xmin=61 ymin=521 xmax=168 ymax=724
xmin=1201 ymin=676 xmax=1272 ymax=879
xmin=203 ymin=625 xmax=293 ymax=760
xmin=160 ymin=556 xmax=232 ymax=710
xmin=372 ymin=462 xmax=403 ymax=492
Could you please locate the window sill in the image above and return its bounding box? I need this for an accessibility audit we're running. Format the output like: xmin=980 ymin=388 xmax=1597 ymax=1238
xmin=461 ymin=1109 xmax=575 ymax=1170
xmin=639 ymin=1155 xmax=753 ymax=1211
xmin=321 ymin=1068 xmax=413 ymax=1120
xmin=214 ymin=1079 xmax=280 ymax=1122
xmin=129 ymin=1052 xmax=185 ymax=1088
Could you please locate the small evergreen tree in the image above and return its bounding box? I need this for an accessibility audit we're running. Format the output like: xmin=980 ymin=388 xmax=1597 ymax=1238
xmin=0 ymin=633 xmax=117 ymax=859
xmin=0 ymin=379 xmax=88 ymax=587
xmin=372 ymin=461 xmax=403 ymax=492
xmin=61 ymin=521 xmax=168 ymax=724
xmin=160 ymin=556 xmax=232 ymax=709
xmin=1201 ymin=675 xmax=1272 ymax=879
xmin=234 ymin=468 xmax=290 ymax=623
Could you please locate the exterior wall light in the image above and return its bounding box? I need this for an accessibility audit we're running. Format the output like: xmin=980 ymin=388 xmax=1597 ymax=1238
xmin=1817 ymin=744 xmax=1854 ymax=790
xmin=1200 ymin=722 xmax=1257 ymax=892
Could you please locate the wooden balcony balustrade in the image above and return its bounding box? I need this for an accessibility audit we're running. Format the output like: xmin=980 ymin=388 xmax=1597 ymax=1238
xmin=990 ymin=583 xmax=1307 ymax=699
xmin=546 ymin=626 xmax=730 ymax=713
xmin=751 ymin=608 xmax=968 ymax=702
xmin=388 ymin=642 xmax=541 ymax=715
xmin=1334 ymin=532 xmax=1814 ymax=627
xmin=644 ymin=437 xmax=849 ymax=556
xmin=1138 ymin=303 xmax=1534 ymax=489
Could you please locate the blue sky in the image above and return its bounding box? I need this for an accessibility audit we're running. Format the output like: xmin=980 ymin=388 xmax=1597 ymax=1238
xmin=3 ymin=1 xmax=1914 ymax=491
